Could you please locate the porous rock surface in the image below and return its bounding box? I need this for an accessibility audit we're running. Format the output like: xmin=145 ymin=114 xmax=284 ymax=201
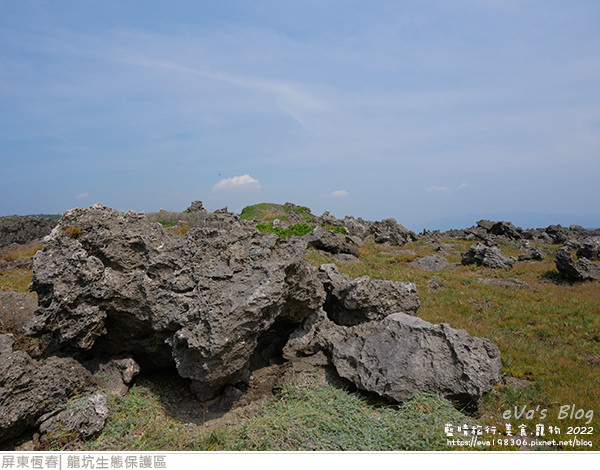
xmin=312 ymin=213 xmax=417 ymax=247
xmin=0 ymin=334 xmax=92 ymax=443
xmin=26 ymin=204 xmax=326 ymax=399
xmin=461 ymin=242 xmax=516 ymax=270
xmin=0 ymin=215 xmax=58 ymax=249
xmin=320 ymin=313 xmax=502 ymax=405
xmin=37 ymin=392 xmax=110 ymax=440
xmin=319 ymin=263 xmax=420 ymax=326
xmin=555 ymin=247 xmax=600 ymax=281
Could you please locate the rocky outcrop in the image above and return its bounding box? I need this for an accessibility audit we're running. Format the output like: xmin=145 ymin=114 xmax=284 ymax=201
xmin=302 ymin=226 xmax=360 ymax=257
xmin=37 ymin=392 xmax=110 ymax=441
xmin=83 ymin=357 xmax=141 ymax=397
xmin=441 ymin=220 xmax=600 ymax=247
xmin=319 ymin=264 xmax=420 ymax=326
xmin=26 ymin=204 xmax=326 ymax=400
xmin=312 ymin=214 xmax=417 ymax=247
xmin=0 ymin=334 xmax=92 ymax=443
xmin=576 ymin=237 xmax=600 ymax=261
xmin=555 ymin=247 xmax=600 ymax=281
xmin=517 ymin=241 xmax=545 ymax=261
xmin=319 ymin=313 xmax=501 ymax=406
xmin=461 ymin=243 xmax=516 ymax=270
xmin=0 ymin=202 xmax=510 ymax=445
xmin=0 ymin=216 xmax=58 ymax=249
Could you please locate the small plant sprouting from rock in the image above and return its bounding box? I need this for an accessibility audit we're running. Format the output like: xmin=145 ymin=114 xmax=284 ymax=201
xmin=63 ymin=226 xmax=83 ymax=239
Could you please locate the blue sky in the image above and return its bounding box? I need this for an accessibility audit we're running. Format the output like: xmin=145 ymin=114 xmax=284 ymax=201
xmin=1 ymin=1 xmax=599 ymax=230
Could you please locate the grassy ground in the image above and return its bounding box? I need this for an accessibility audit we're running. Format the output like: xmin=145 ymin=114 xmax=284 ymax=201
xmin=39 ymin=371 xmax=481 ymax=452
xmin=2 ymin=234 xmax=598 ymax=451
xmin=307 ymin=238 xmax=600 ymax=450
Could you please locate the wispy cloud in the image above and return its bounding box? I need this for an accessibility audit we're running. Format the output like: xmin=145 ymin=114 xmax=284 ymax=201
xmin=75 ymin=191 xmax=89 ymax=200
xmin=426 ymin=186 xmax=453 ymax=194
xmin=212 ymin=174 xmax=262 ymax=191
xmin=426 ymin=183 xmax=468 ymax=195
xmin=328 ymin=189 xmax=349 ymax=198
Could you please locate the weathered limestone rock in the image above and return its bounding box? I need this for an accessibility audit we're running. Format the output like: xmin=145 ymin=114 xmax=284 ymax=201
xmin=0 ymin=216 xmax=57 ymax=249
xmin=26 ymin=204 xmax=326 ymax=400
xmin=0 ymin=334 xmax=92 ymax=444
xmin=18 ymin=202 xmax=506 ymax=420
xmin=555 ymin=247 xmax=600 ymax=281
xmin=84 ymin=357 xmax=141 ymax=397
xmin=370 ymin=218 xmax=417 ymax=246
xmin=489 ymin=221 xmax=521 ymax=240
xmin=301 ymin=226 xmax=360 ymax=257
xmin=0 ymin=291 xmax=38 ymax=333
xmin=311 ymin=213 xmax=417 ymax=247
xmin=320 ymin=313 xmax=502 ymax=405
xmin=319 ymin=264 xmax=420 ymax=326
xmin=576 ymin=237 xmax=600 ymax=261
xmin=37 ymin=392 xmax=110 ymax=440
xmin=409 ymin=254 xmax=451 ymax=272
xmin=518 ymin=243 xmax=545 ymax=261
xmin=461 ymin=242 xmax=516 ymax=270
xmin=186 ymin=200 xmax=208 ymax=214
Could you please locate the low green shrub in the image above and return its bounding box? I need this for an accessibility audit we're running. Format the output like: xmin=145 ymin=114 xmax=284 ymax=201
xmin=256 ymin=222 xmax=316 ymax=238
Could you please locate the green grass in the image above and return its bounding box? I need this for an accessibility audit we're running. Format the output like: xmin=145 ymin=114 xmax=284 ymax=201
xmin=256 ymin=221 xmax=347 ymax=239
xmin=239 ymin=203 xmax=288 ymax=222
xmin=46 ymin=373 xmax=481 ymax=452
xmin=239 ymin=202 xmax=314 ymax=223
xmin=200 ymin=377 xmax=481 ymax=451
xmin=308 ymin=238 xmax=600 ymax=450
xmin=256 ymin=222 xmax=316 ymax=238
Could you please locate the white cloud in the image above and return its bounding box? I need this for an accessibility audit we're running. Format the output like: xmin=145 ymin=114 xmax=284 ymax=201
xmin=328 ymin=189 xmax=349 ymax=198
xmin=212 ymin=174 xmax=261 ymax=191
xmin=457 ymin=183 xmax=468 ymax=190
xmin=426 ymin=186 xmax=452 ymax=194
xmin=75 ymin=191 xmax=89 ymax=199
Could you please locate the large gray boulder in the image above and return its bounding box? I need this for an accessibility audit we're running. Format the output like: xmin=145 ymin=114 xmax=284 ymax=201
xmin=489 ymin=221 xmax=522 ymax=240
xmin=461 ymin=242 xmax=516 ymax=270
xmin=0 ymin=334 xmax=92 ymax=444
xmin=370 ymin=218 xmax=417 ymax=246
xmin=555 ymin=247 xmax=600 ymax=281
xmin=318 ymin=264 xmax=420 ymax=326
xmin=26 ymin=204 xmax=326 ymax=400
xmin=320 ymin=313 xmax=502 ymax=406
xmin=301 ymin=226 xmax=360 ymax=257
xmin=576 ymin=237 xmax=600 ymax=261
